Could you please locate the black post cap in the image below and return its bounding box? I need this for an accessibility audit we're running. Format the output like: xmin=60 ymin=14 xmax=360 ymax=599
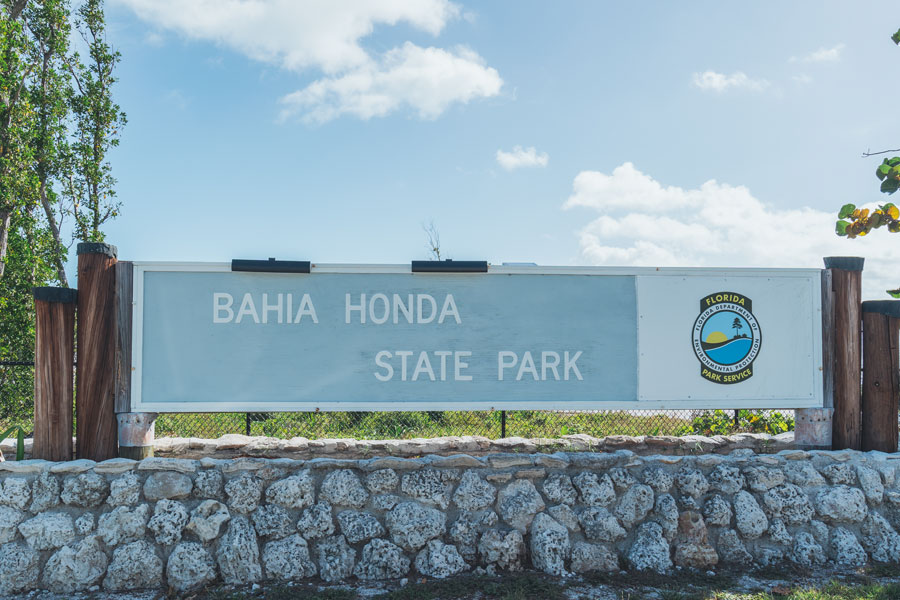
xmin=231 ymin=259 xmax=311 ymax=274
xmin=411 ymin=260 xmax=489 ymax=273
xmin=823 ymin=256 xmax=864 ymax=271
xmin=77 ymin=242 xmax=117 ymax=258
xmin=32 ymin=286 xmax=78 ymax=304
xmin=862 ymin=300 xmax=900 ymax=318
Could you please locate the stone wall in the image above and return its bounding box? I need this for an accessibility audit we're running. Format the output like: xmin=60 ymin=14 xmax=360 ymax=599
xmin=1 ymin=447 xmax=898 ymax=594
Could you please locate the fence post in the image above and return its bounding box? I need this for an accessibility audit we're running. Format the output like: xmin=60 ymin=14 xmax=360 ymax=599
xmin=861 ymin=301 xmax=900 ymax=452
xmin=76 ymin=242 xmax=119 ymax=461
xmin=32 ymin=287 xmax=77 ymax=461
xmin=823 ymin=257 xmax=863 ymax=450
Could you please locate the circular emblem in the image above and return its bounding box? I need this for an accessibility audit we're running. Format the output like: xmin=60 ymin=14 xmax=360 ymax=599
xmin=691 ymin=292 xmax=761 ymax=384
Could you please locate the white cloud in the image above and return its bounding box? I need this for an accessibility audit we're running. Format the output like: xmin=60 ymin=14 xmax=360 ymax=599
xmin=563 ymin=162 xmax=900 ymax=298
xmin=115 ymin=0 xmax=501 ymax=122
xmin=790 ymin=43 xmax=845 ymax=63
xmin=692 ymin=70 xmax=770 ymax=92
xmin=792 ymin=74 xmax=813 ymax=85
xmin=496 ymin=145 xmax=549 ymax=170
xmin=279 ymin=43 xmax=502 ymax=123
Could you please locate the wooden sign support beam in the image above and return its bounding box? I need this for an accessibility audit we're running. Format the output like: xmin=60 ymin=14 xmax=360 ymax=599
xmin=824 ymin=257 xmax=864 ymax=451
xmin=76 ymin=242 xmax=119 ymax=461
xmin=861 ymin=300 xmax=900 ymax=453
xmin=32 ymin=287 xmax=77 ymax=461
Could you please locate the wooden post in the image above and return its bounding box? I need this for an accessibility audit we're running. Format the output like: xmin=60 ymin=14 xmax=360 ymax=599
xmin=76 ymin=242 xmax=118 ymax=461
xmin=823 ymin=257 xmax=864 ymax=451
xmin=861 ymin=300 xmax=900 ymax=452
xmin=32 ymin=287 xmax=77 ymax=461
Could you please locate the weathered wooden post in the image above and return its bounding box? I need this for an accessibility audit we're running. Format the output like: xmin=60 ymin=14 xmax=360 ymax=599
xmin=796 ymin=267 xmax=835 ymax=450
xmin=32 ymin=287 xmax=77 ymax=461
xmin=861 ymin=300 xmax=900 ymax=452
xmin=76 ymin=242 xmax=118 ymax=461
xmin=823 ymin=257 xmax=863 ymax=450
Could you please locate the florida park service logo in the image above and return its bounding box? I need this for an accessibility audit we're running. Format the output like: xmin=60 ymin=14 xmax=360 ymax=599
xmin=692 ymin=292 xmax=761 ymax=384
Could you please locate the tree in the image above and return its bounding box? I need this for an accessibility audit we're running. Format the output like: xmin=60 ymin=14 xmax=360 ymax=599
xmin=834 ymin=28 xmax=900 ymax=296
xmin=732 ymin=317 xmax=743 ymax=337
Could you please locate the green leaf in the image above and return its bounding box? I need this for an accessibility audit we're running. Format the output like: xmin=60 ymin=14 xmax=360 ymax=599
xmin=888 ymin=157 xmax=900 ymax=167
xmin=838 ymin=203 xmax=856 ymax=218
xmin=893 ymin=28 xmax=900 ymax=45
xmin=889 ymin=289 xmax=900 ymax=298
xmin=878 ymin=164 xmax=891 ymax=180
xmin=835 ymin=220 xmax=849 ymax=236
xmin=881 ymin=178 xmax=900 ymax=194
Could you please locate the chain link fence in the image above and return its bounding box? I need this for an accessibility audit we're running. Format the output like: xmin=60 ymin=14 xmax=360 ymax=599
xmin=3 ymin=362 xmax=796 ymax=439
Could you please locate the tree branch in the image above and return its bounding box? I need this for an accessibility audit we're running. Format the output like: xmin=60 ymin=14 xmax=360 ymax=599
xmin=862 ymin=148 xmax=900 ymax=158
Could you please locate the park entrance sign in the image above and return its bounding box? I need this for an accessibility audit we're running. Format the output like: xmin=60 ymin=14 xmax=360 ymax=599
xmin=129 ymin=263 xmax=824 ymax=413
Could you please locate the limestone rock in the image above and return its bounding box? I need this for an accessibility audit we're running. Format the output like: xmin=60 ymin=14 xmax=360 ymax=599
xmin=733 ymin=491 xmax=768 ymax=539
xmin=676 ymin=468 xmax=709 ymax=498
xmin=166 ymin=542 xmax=216 ymax=592
xmin=143 ymin=471 xmax=192 ymax=501
xmin=107 ymin=472 xmax=141 ymax=506
xmin=709 ymin=465 xmax=745 ymax=495
xmin=816 ymin=486 xmax=867 ymax=523
xmin=810 ymin=520 xmax=830 ymax=546
xmin=703 ymin=495 xmax=732 ymax=527
xmin=61 ymin=472 xmax=107 ymax=507
xmin=29 ymin=471 xmax=60 ymax=512
xmin=743 ymin=467 xmax=785 ymax=492
xmin=453 ymin=470 xmax=496 ymax=510
xmin=355 ymin=538 xmax=411 ymax=580
xmin=74 ymin=513 xmax=94 ymax=535
xmin=337 ymin=510 xmax=385 ymax=543
xmin=717 ymin=529 xmax=752 ymax=565
xmin=194 ymin=469 xmax=224 ymax=498
xmin=372 ymin=494 xmax=403 ymax=511
xmin=262 ymin=534 xmax=317 ymax=580
xmin=643 ymin=467 xmax=674 ymax=494
xmin=543 ymin=473 xmax=578 ymax=505
xmin=186 ymin=499 xmax=231 ymax=542
xmin=570 ymin=541 xmax=618 ymax=573
xmin=18 ymin=512 xmax=75 ymax=550
xmin=321 ymin=469 xmax=369 ymax=508
xmin=579 ymin=506 xmax=626 ymax=542
xmin=609 ymin=467 xmax=637 ymax=490
xmin=784 ymin=462 xmax=825 ymax=487
xmin=224 ymin=472 xmax=262 ymax=513
xmin=627 ymin=521 xmax=672 ymax=573
xmin=654 ymin=493 xmax=679 ymax=541
xmin=790 ymin=532 xmax=825 ymax=567
xmin=401 ymin=468 xmax=458 ymax=509
xmin=148 ymin=499 xmax=188 ymax=545
xmin=42 ymin=536 xmax=107 ymax=593
xmin=297 ymin=501 xmax=335 ymax=539
xmin=217 ymin=515 xmax=262 ymax=584
xmin=0 ymin=477 xmax=30 ymax=510
xmin=615 ymin=484 xmax=654 ymax=528
xmin=366 ymin=469 xmax=398 ymax=494
xmin=857 ymin=466 xmax=884 ymax=505
xmin=763 ymin=484 xmax=814 ymax=524
xmin=547 ymin=504 xmax=580 ymax=533
xmin=316 ymin=534 xmax=356 ymax=582
xmin=0 ymin=506 xmax=24 ymax=543
xmin=103 ymin=540 xmax=163 ymax=591
xmin=861 ymin=512 xmax=900 ymax=562
xmin=0 ymin=542 xmax=39 ymax=594
xmin=97 ymin=504 xmax=149 ymax=546
xmin=415 ymin=539 xmax=467 ymax=578
xmin=497 ymin=479 xmax=545 ymax=532
xmin=673 ymin=511 xmax=717 ymax=568
xmin=756 ymin=547 xmax=784 ymax=567
xmin=767 ymin=518 xmax=792 ymax=545
xmin=386 ymin=501 xmax=445 ymax=551
xmin=266 ymin=470 xmax=315 ymax=509
xmin=530 ymin=512 xmax=570 ymax=576
xmin=573 ymin=472 xmax=615 ymax=506
xmin=830 ymin=527 xmax=866 ymax=566
xmin=252 ymin=504 xmax=293 ymax=539
xmin=449 ymin=509 xmax=496 ymax=561
xmin=822 ymin=463 xmax=856 ymax=485
xmin=478 ymin=528 xmax=525 ymax=571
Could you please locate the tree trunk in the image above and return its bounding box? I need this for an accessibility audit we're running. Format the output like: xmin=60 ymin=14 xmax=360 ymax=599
xmin=0 ymin=208 xmax=10 ymax=281
xmin=39 ymin=184 xmax=69 ymax=286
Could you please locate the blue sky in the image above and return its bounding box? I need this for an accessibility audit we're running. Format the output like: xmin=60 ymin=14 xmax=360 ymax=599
xmin=92 ymin=1 xmax=900 ymax=296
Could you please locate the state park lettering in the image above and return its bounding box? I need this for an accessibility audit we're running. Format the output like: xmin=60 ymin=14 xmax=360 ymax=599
xmin=211 ymin=291 xmax=583 ymax=383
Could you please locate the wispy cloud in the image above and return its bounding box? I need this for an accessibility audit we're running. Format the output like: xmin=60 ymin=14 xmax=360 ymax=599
xmin=792 ymin=74 xmax=813 ymax=85
xmin=790 ymin=43 xmax=845 ymax=63
xmin=692 ymin=71 xmax=770 ymax=93
xmin=496 ymin=146 xmax=549 ymax=171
